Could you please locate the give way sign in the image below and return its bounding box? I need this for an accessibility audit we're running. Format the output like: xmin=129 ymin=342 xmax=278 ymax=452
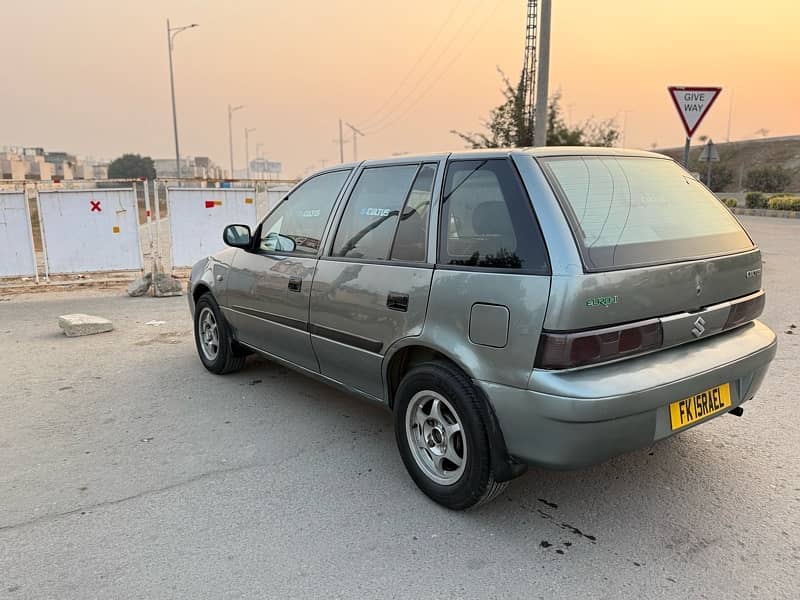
xmin=668 ymin=86 xmax=722 ymax=137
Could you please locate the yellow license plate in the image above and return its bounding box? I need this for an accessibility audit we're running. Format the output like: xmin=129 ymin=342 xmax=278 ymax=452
xmin=669 ymin=383 xmax=732 ymax=431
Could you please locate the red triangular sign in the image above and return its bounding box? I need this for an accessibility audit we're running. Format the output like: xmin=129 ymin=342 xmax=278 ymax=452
xmin=668 ymin=86 xmax=722 ymax=138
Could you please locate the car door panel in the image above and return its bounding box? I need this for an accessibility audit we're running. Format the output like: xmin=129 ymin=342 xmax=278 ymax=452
xmin=423 ymin=158 xmax=552 ymax=387
xmin=307 ymin=162 xmax=441 ymax=399
xmin=221 ymin=168 xmax=354 ymax=372
xmin=224 ymin=253 xmax=318 ymax=371
xmin=309 ymin=260 xmax=433 ymax=398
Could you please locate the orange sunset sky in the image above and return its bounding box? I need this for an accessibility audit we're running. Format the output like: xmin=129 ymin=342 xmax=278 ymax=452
xmin=2 ymin=0 xmax=798 ymax=176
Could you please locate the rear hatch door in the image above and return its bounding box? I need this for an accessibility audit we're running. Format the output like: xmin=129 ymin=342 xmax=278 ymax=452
xmin=538 ymin=154 xmax=761 ymax=343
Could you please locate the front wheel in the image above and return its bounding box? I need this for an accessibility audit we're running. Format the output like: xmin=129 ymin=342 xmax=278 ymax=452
xmin=394 ymin=362 xmax=508 ymax=510
xmin=194 ymin=293 xmax=247 ymax=374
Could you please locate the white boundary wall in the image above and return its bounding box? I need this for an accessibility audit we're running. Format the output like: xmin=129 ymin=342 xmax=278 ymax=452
xmin=38 ymin=188 xmax=142 ymax=274
xmin=258 ymin=184 xmax=292 ymax=220
xmin=0 ymin=191 xmax=37 ymax=278
xmin=167 ymin=187 xmax=257 ymax=267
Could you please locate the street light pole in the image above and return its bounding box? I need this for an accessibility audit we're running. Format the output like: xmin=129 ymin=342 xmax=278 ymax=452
xmin=244 ymin=127 xmax=256 ymax=179
xmin=166 ymin=19 xmax=198 ymax=180
xmin=228 ymin=104 xmax=244 ymax=178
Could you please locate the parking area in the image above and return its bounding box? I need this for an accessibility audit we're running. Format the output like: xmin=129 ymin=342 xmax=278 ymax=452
xmin=1 ymin=216 xmax=798 ymax=599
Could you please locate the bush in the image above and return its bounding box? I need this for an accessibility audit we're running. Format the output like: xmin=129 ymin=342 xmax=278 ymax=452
xmin=745 ymin=192 xmax=767 ymax=208
xmin=745 ymin=166 xmax=792 ymax=193
xmin=708 ymin=164 xmax=734 ymax=192
xmin=721 ymin=198 xmax=738 ymax=208
xmin=767 ymin=195 xmax=800 ymax=211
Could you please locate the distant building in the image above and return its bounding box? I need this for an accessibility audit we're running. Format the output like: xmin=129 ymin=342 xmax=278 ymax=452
xmin=154 ymin=156 xmax=224 ymax=179
xmin=27 ymin=157 xmax=54 ymax=180
xmin=0 ymin=146 xmax=232 ymax=182
xmin=0 ymin=153 xmax=26 ymax=179
xmin=44 ymin=151 xmax=75 ymax=165
xmin=249 ymin=158 xmax=282 ymax=179
xmin=153 ymin=158 xmax=190 ymax=179
xmin=93 ymin=164 xmax=109 ymax=179
xmin=0 ymin=146 xmax=108 ymax=181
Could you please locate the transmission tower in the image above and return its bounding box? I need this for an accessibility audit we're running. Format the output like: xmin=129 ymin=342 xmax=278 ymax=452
xmin=521 ymin=0 xmax=538 ymax=146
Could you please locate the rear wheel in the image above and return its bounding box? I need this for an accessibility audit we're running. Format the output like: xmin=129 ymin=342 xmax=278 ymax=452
xmin=394 ymin=362 xmax=508 ymax=510
xmin=194 ymin=293 xmax=247 ymax=374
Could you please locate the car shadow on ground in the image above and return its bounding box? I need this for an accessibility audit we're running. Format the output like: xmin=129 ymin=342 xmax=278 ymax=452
xmin=239 ymin=354 xmax=739 ymax=557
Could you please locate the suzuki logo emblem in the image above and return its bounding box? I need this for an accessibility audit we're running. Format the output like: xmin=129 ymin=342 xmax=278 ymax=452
xmin=691 ymin=316 xmax=706 ymax=338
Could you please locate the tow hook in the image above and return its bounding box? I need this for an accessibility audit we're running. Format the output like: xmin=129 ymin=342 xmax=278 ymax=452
xmin=729 ymin=406 xmax=744 ymax=417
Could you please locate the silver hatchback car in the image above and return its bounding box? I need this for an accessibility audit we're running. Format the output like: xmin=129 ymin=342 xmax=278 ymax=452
xmin=189 ymin=148 xmax=776 ymax=509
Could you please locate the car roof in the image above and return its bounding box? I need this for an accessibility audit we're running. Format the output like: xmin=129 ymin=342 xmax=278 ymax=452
xmin=309 ymin=147 xmax=669 ymax=179
xmin=451 ymin=147 xmax=667 ymax=160
xmin=357 ymin=147 xmax=667 ymax=165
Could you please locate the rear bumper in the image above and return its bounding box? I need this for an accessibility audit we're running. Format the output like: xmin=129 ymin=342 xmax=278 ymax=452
xmin=477 ymin=320 xmax=777 ymax=469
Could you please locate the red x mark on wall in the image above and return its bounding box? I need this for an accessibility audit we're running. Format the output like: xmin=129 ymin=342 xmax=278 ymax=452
xmin=90 ymin=200 xmax=102 ymax=212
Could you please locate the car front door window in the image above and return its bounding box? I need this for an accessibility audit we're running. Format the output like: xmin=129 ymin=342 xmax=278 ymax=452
xmin=259 ymin=169 xmax=351 ymax=256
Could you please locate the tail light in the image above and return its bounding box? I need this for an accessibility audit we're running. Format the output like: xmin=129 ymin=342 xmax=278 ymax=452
xmin=535 ymin=319 xmax=663 ymax=370
xmin=724 ymin=293 xmax=765 ymax=330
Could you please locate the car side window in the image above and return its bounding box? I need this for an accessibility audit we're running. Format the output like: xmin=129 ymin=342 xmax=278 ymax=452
xmin=259 ymin=169 xmax=351 ymax=255
xmin=331 ymin=165 xmax=419 ymax=260
xmin=390 ymin=163 xmax=436 ymax=262
xmin=439 ymin=159 xmax=548 ymax=272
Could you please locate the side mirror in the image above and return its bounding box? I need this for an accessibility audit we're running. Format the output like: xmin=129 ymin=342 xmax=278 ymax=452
xmin=263 ymin=231 xmax=297 ymax=253
xmin=223 ymin=224 xmax=252 ymax=249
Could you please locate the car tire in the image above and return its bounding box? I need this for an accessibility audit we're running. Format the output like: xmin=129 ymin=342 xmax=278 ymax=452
xmin=394 ymin=361 xmax=508 ymax=510
xmin=194 ymin=293 xmax=247 ymax=375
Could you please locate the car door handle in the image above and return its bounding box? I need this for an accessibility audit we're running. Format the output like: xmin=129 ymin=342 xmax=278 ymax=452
xmin=387 ymin=292 xmax=409 ymax=312
xmin=288 ymin=277 xmax=302 ymax=292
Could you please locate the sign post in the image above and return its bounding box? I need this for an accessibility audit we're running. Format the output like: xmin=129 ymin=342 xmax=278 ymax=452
xmin=698 ymin=138 xmax=720 ymax=187
xmin=668 ymin=86 xmax=722 ymax=167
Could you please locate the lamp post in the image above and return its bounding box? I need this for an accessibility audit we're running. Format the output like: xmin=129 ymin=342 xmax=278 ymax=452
xmin=166 ymin=19 xmax=198 ymax=179
xmin=228 ymin=104 xmax=244 ymax=178
xmin=244 ymin=127 xmax=256 ymax=179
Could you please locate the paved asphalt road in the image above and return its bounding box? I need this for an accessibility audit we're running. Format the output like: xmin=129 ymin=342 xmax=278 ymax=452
xmin=1 ymin=216 xmax=798 ymax=600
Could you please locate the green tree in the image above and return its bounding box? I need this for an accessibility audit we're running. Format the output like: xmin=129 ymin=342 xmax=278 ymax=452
xmin=450 ymin=69 xmax=530 ymax=148
xmin=451 ymin=70 xmax=620 ymax=148
xmin=744 ymin=166 xmax=791 ymax=193
xmin=108 ymin=153 xmax=156 ymax=180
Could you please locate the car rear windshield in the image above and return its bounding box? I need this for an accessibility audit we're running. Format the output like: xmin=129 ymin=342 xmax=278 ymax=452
xmin=540 ymin=155 xmax=754 ymax=271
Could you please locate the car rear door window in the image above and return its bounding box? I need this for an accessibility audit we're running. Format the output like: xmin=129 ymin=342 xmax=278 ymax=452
xmin=259 ymin=169 xmax=351 ymax=255
xmin=390 ymin=163 xmax=436 ymax=262
xmin=439 ymin=159 xmax=549 ymax=273
xmin=331 ymin=165 xmax=419 ymax=260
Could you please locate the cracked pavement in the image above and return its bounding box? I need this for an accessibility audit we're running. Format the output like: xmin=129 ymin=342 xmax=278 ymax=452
xmin=1 ymin=216 xmax=798 ymax=599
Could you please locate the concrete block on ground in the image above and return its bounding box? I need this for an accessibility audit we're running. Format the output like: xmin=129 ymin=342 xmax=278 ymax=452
xmin=58 ymin=314 xmax=114 ymax=337
xmin=127 ymin=273 xmax=152 ymax=297
xmin=153 ymin=273 xmax=183 ymax=297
